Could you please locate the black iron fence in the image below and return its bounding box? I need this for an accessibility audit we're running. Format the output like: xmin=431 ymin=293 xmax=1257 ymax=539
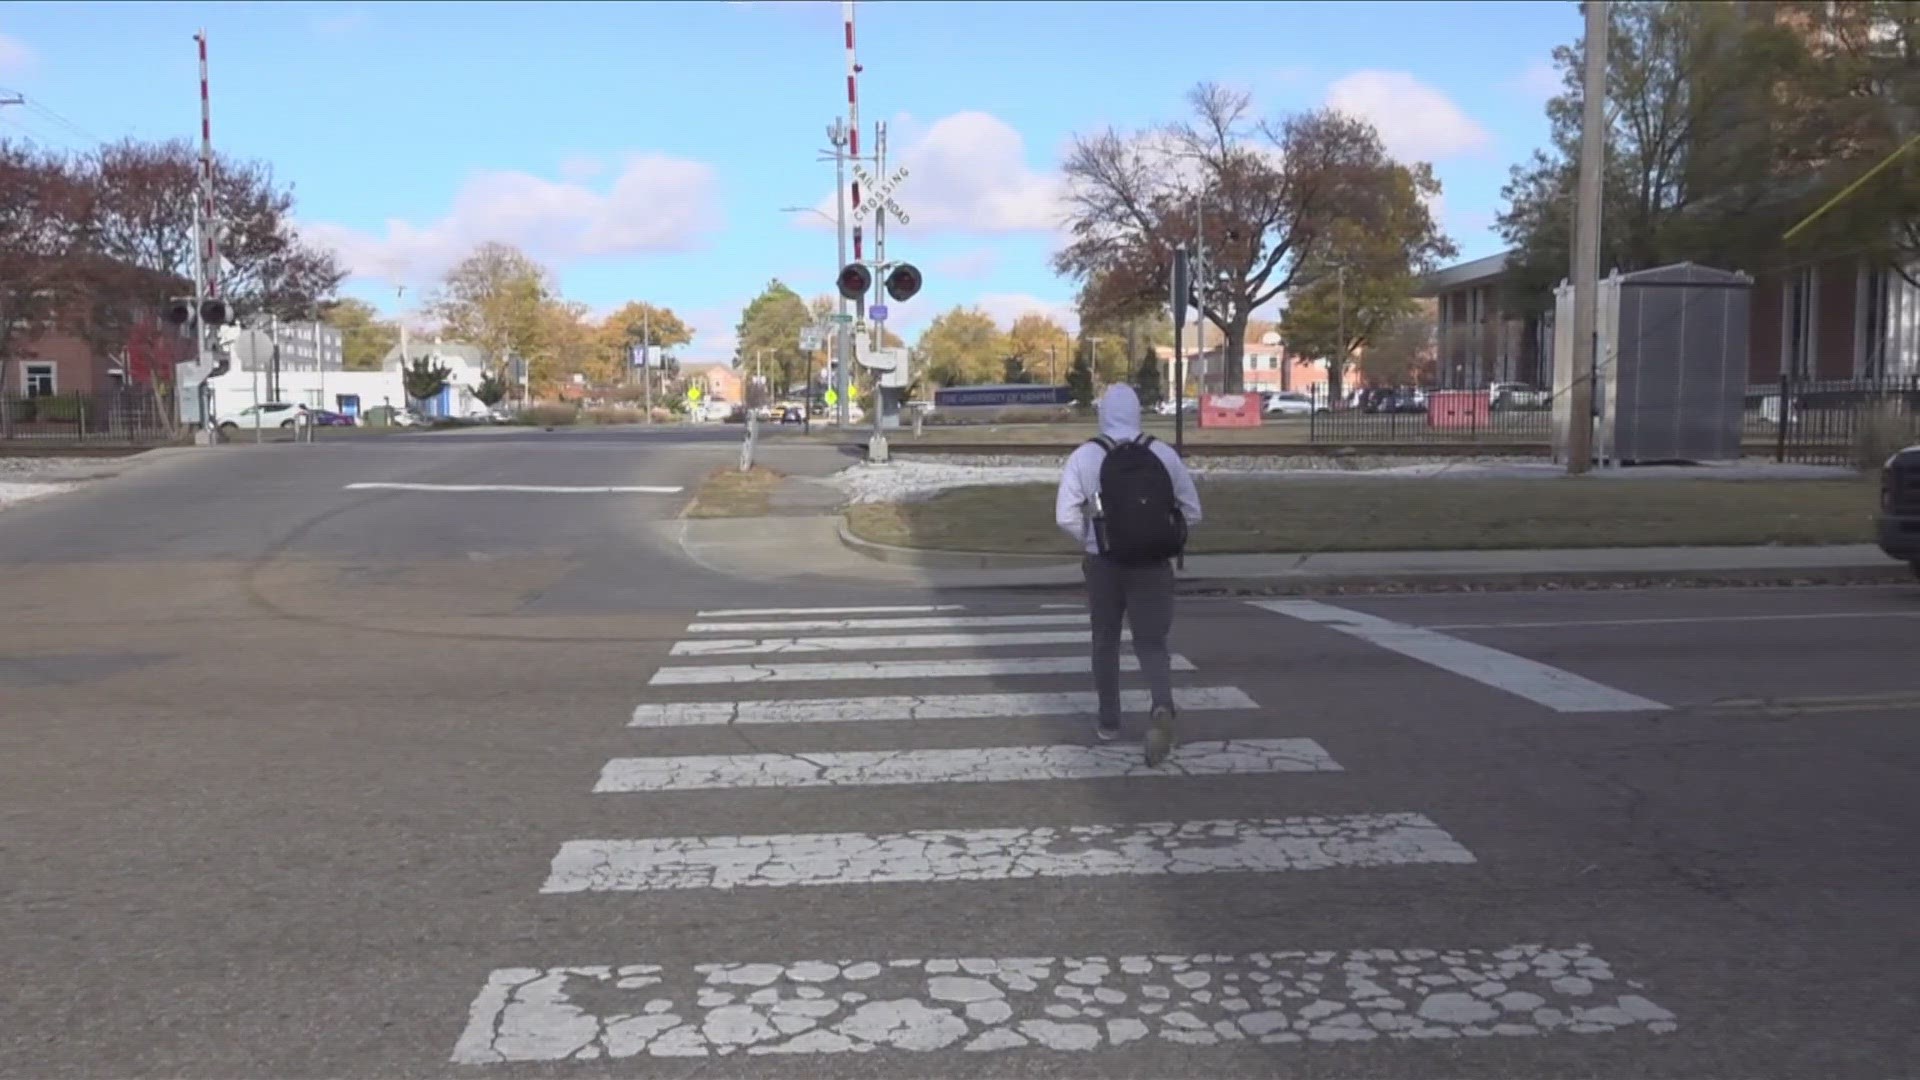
xmin=1296 ymin=386 xmax=1553 ymax=445
xmin=1750 ymin=374 xmax=1920 ymax=467
xmin=0 ymin=388 xmax=178 ymax=443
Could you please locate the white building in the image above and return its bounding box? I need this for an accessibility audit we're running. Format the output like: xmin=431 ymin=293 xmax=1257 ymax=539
xmin=204 ymin=331 xmax=493 ymax=421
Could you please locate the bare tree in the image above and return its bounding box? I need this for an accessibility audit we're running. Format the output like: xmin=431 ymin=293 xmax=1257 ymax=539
xmin=1054 ymin=83 xmax=1450 ymax=392
xmin=86 ymin=138 xmax=343 ymax=322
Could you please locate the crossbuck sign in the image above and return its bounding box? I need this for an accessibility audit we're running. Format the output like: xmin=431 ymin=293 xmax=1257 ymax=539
xmin=852 ymin=165 xmax=911 ymax=225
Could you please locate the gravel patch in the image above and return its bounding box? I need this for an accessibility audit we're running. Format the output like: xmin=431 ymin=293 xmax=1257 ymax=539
xmin=836 ymin=455 xmax=1858 ymax=505
xmin=0 ymin=480 xmax=80 ymax=510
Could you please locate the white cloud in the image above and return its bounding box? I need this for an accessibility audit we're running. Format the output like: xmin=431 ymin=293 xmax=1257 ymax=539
xmin=1513 ymin=58 xmax=1562 ymax=103
xmin=935 ymin=247 xmax=1000 ymax=280
xmin=972 ymin=293 xmax=1079 ymax=334
xmin=806 ymin=111 xmax=1067 ymax=237
xmin=302 ymin=153 xmax=721 ymax=287
xmin=681 ymin=305 xmax=740 ymax=363
xmin=556 ymin=153 xmax=607 ymax=182
xmin=1324 ymin=70 xmax=1492 ymax=162
xmin=0 ymin=33 xmax=35 ymax=77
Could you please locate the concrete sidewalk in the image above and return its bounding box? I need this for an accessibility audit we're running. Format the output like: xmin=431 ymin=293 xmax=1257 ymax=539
xmin=669 ymin=513 xmax=1911 ymax=594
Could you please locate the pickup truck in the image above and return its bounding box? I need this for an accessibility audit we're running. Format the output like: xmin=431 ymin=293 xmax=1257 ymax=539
xmin=1878 ymin=444 xmax=1920 ymax=580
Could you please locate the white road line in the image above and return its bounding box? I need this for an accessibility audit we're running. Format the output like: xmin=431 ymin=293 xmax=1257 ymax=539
xmin=695 ymin=604 xmax=964 ymax=618
xmin=594 ymin=739 xmax=1342 ymax=792
xmin=540 ymin=811 xmax=1473 ymax=893
xmin=649 ymin=654 xmax=1195 ymax=686
xmin=452 ymin=942 xmax=1675 ymax=1062
xmin=629 ymin=686 xmax=1259 ymax=728
xmin=1426 ymin=610 xmax=1920 ymax=632
xmin=1252 ymin=600 xmax=1667 ymax=714
xmin=670 ymin=629 xmax=1116 ymax=657
xmin=687 ymin=613 xmax=1087 ymax=634
xmin=344 ymin=482 xmax=683 ymax=494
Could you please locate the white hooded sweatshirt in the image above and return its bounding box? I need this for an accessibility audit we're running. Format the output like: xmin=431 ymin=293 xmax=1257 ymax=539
xmin=1054 ymin=384 xmax=1203 ymax=555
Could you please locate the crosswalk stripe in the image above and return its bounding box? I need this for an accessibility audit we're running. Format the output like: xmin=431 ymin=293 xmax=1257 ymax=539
xmin=1253 ymin=600 xmax=1669 ymax=714
xmin=695 ymin=604 xmax=963 ymax=618
xmin=593 ymin=738 xmax=1343 ymax=792
xmin=649 ymin=655 xmax=1195 ymax=686
xmin=687 ymin=613 xmax=1087 ymax=634
xmin=540 ymin=811 xmax=1473 ymax=893
xmin=451 ymin=942 xmax=1675 ymax=1062
xmin=629 ymin=686 xmax=1260 ymax=728
xmin=670 ymin=628 xmax=1115 ymax=657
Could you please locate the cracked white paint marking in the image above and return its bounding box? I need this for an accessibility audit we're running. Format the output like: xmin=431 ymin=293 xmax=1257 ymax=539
xmin=629 ymin=686 xmax=1259 ymax=728
xmin=594 ymin=738 xmax=1343 ymax=792
xmin=670 ymin=628 xmax=1122 ymax=657
xmin=540 ymin=812 xmax=1472 ymax=893
xmin=1250 ymin=600 xmax=1669 ymax=714
xmin=344 ymin=482 xmax=683 ymax=494
xmin=687 ymin=613 xmax=1087 ymax=634
xmin=695 ymin=604 xmax=963 ymax=618
xmin=451 ymin=943 xmax=1674 ymax=1063
xmin=649 ymin=654 xmax=1195 ymax=687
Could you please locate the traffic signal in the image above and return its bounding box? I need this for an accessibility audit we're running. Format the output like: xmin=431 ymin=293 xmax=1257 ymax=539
xmin=199 ymin=299 xmax=234 ymax=326
xmin=836 ymin=262 xmax=872 ymax=301
xmin=884 ymin=263 xmax=922 ymax=303
xmin=167 ymin=299 xmax=194 ymax=325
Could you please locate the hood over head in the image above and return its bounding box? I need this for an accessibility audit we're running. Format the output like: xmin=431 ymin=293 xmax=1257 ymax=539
xmin=1097 ymin=383 xmax=1142 ymax=440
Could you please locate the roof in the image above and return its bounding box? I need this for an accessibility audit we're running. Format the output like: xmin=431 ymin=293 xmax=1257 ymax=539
xmin=381 ymin=340 xmax=485 ymax=368
xmin=1415 ymin=250 xmax=1515 ymax=296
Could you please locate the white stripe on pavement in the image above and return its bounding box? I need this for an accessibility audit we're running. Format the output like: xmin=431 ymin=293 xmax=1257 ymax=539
xmin=649 ymin=654 xmax=1195 ymax=687
xmin=687 ymin=613 xmax=1087 ymax=634
xmin=540 ymin=811 xmax=1473 ymax=893
xmin=344 ymin=482 xmax=683 ymax=494
xmin=629 ymin=686 xmax=1259 ymax=728
xmin=452 ymin=942 xmax=1675 ymax=1062
xmin=594 ymin=738 xmax=1343 ymax=792
xmin=695 ymin=604 xmax=963 ymax=618
xmin=1425 ymin=610 xmax=1920 ymax=632
xmin=1251 ymin=600 xmax=1668 ymax=714
xmin=670 ymin=629 xmax=1118 ymax=657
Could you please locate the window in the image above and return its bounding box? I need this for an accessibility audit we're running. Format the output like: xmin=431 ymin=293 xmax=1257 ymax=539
xmin=23 ymin=364 xmax=55 ymax=398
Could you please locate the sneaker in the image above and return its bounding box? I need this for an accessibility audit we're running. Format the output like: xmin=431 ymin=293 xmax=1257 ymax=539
xmin=1144 ymin=705 xmax=1175 ymax=767
xmin=1094 ymin=717 xmax=1120 ymax=743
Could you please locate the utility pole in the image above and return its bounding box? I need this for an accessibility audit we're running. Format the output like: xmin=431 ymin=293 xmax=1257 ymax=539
xmin=1566 ymin=0 xmax=1608 ymax=475
xmin=642 ymin=307 xmax=653 ymax=421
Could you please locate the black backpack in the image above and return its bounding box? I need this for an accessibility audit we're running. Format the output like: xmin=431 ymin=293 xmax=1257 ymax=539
xmin=1089 ymin=434 xmax=1187 ymax=564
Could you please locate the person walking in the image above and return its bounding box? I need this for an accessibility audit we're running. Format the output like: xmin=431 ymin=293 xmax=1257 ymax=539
xmin=1055 ymin=383 xmax=1202 ymax=766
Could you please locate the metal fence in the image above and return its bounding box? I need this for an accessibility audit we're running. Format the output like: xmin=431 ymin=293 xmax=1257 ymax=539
xmin=0 ymin=388 xmax=178 ymax=443
xmin=1297 ymin=387 xmax=1553 ymax=445
xmin=1750 ymin=374 xmax=1920 ymax=467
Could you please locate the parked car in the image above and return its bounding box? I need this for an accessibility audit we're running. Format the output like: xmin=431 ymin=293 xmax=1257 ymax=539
xmin=1877 ymin=444 xmax=1920 ymax=581
xmin=1262 ymin=391 xmax=1327 ymax=417
xmin=216 ymin=402 xmax=306 ymax=431
xmin=1490 ymin=382 xmax=1550 ymax=409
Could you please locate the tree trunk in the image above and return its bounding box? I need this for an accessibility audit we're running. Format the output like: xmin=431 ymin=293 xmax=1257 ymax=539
xmin=1222 ymin=310 xmax=1249 ymax=394
xmin=1326 ymin=358 xmax=1342 ymax=409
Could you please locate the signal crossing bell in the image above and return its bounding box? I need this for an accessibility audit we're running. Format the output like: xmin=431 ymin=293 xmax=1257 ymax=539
xmin=884 ymin=263 xmax=922 ymax=303
xmin=836 ymin=263 xmax=873 ymax=301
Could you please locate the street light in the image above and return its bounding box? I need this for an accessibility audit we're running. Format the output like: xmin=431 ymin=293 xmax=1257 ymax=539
xmin=780 ymin=206 xmax=836 ymax=226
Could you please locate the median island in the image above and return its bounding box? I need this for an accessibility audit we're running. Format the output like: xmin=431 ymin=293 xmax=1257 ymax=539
xmin=844 ymin=476 xmax=1878 ymax=555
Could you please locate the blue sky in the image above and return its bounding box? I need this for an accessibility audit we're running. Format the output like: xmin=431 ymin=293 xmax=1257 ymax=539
xmin=2 ymin=1 xmax=1577 ymax=361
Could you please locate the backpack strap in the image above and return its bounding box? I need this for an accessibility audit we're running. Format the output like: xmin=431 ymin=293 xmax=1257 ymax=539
xmin=1088 ymin=435 xmax=1116 ymax=453
xmin=1133 ymin=434 xmax=1156 ymax=448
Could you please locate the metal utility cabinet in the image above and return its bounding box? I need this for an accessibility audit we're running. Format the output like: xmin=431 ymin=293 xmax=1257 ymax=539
xmin=1552 ymin=262 xmax=1753 ymax=466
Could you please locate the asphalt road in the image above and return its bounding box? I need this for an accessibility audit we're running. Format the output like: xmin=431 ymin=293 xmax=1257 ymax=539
xmin=3 ymin=427 xmax=1919 ymax=1078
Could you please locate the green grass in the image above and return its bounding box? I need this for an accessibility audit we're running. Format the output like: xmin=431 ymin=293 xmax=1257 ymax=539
xmin=845 ymin=476 xmax=1881 ymax=554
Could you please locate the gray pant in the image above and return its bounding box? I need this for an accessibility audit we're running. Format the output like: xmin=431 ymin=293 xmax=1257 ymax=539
xmin=1082 ymin=554 xmax=1176 ymax=727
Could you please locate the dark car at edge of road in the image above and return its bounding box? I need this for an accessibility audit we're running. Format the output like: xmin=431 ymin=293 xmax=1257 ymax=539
xmin=1878 ymin=444 xmax=1920 ymax=579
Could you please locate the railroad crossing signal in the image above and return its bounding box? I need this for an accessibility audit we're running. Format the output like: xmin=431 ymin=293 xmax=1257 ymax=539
xmin=852 ymin=164 xmax=911 ymax=225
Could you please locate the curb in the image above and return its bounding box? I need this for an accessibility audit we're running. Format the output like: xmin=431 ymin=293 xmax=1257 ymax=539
xmin=831 ymin=518 xmax=1916 ymax=593
xmin=834 ymin=517 xmax=1080 ymax=570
